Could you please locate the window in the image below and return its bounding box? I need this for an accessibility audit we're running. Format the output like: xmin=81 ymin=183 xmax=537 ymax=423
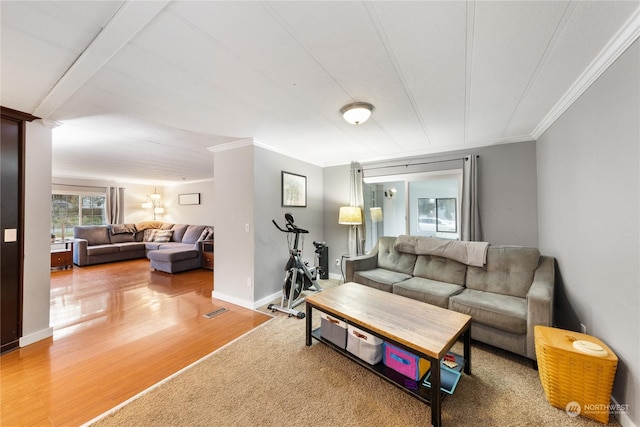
xmin=51 ymin=192 xmax=106 ymax=240
xmin=363 ymin=170 xmax=462 ymax=252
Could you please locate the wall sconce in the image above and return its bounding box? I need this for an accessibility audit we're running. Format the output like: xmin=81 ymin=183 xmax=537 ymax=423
xmin=384 ymin=188 xmax=397 ymax=200
xmin=142 ymin=187 xmax=164 ymax=220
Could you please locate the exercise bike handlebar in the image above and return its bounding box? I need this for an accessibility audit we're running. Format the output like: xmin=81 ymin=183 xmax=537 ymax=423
xmin=272 ymin=219 xmax=309 ymax=234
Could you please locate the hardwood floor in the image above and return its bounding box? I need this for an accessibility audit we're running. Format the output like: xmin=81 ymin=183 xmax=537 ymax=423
xmin=1 ymin=259 xmax=271 ymax=427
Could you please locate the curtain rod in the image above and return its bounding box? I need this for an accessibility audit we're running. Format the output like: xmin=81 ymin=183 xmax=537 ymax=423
xmin=52 ymin=183 xmax=126 ymax=189
xmin=363 ymin=156 xmax=474 ymax=172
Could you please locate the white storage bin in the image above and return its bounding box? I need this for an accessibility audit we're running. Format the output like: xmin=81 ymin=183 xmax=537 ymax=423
xmin=346 ymin=325 xmax=383 ymax=365
xmin=320 ymin=312 xmax=347 ymax=349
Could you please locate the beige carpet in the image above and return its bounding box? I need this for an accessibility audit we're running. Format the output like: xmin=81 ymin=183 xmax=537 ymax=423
xmin=90 ymin=280 xmax=620 ymax=427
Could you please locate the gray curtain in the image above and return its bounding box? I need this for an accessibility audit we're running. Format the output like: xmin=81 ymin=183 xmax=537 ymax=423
xmin=106 ymin=186 xmax=125 ymax=224
xmin=349 ymin=162 xmax=366 ymax=255
xmin=461 ymin=155 xmax=482 ymax=241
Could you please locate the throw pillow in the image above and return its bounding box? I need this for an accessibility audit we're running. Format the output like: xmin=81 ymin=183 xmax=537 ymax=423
xmin=153 ymin=230 xmax=173 ymax=243
xmin=143 ymin=229 xmax=158 ymax=242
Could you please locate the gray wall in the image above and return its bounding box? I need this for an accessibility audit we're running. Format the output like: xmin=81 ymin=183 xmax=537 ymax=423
xmin=323 ymin=164 xmax=351 ymax=278
xmin=322 ymin=141 xmax=539 ymax=262
xmin=213 ymin=142 xmax=324 ymax=308
xmin=476 ymin=142 xmax=538 ymax=246
xmin=537 ymin=40 xmax=639 ymax=424
xmin=254 ymin=146 xmax=324 ymax=303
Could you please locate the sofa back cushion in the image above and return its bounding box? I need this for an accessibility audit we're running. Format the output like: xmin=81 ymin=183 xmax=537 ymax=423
xmin=73 ymin=226 xmax=111 ymax=246
xmin=413 ymin=255 xmax=467 ymax=285
xmin=109 ymin=232 xmax=137 ymax=243
xmin=182 ymin=225 xmax=207 ymax=244
xmin=466 ymin=246 xmax=540 ymax=298
xmin=171 ymin=224 xmax=189 ymax=242
xmin=377 ymin=236 xmax=416 ymax=275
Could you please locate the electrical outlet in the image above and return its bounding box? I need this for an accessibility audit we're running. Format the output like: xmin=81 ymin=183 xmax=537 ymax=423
xmin=247 ymin=277 xmax=252 ymax=288
xmin=335 ymin=259 xmax=340 ymax=267
xmin=580 ymin=323 xmax=587 ymax=334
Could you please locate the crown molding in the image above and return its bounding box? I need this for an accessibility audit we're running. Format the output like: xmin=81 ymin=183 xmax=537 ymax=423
xmin=531 ymin=6 xmax=640 ymax=139
xmin=207 ymin=137 xmax=288 ymax=156
xmin=207 ymin=138 xmax=255 ymax=153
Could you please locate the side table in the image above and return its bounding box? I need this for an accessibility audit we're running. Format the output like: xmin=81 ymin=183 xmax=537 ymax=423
xmin=51 ymin=240 xmax=73 ymax=270
xmin=201 ymin=241 xmax=214 ymax=270
xmin=534 ymin=326 xmax=618 ymax=423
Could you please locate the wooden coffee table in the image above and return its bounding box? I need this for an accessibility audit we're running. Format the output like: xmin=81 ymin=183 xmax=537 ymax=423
xmin=305 ymin=282 xmax=472 ymax=427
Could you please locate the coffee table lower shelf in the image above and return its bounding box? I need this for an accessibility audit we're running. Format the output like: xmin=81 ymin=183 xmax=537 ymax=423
xmin=310 ymin=327 xmax=446 ymax=405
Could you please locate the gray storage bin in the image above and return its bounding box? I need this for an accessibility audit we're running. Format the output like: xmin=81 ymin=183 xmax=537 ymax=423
xmin=320 ymin=312 xmax=347 ymax=349
xmin=346 ymin=324 xmax=383 ymax=364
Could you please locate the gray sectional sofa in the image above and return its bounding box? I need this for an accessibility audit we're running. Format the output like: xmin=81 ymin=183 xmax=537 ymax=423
xmin=345 ymin=235 xmax=555 ymax=361
xmin=73 ymin=222 xmax=213 ymax=273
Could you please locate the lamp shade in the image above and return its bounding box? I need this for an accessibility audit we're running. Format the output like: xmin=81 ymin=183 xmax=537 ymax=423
xmin=340 ymin=102 xmax=374 ymax=125
xmin=141 ymin=202 xmax=153 ymax=209
xmin=154 ymin=207 xmax=165 ymax=214
xmin=370 ymin=207 xmax=383 ymax=223
xmin=338 ymin=206 xmax=362 ymax=225
xmin=149 ymin=186 xmax=161 ymax=200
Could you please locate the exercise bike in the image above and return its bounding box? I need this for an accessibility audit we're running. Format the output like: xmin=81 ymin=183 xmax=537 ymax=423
xmin=269 ymin=213 xmax=324 ymax=318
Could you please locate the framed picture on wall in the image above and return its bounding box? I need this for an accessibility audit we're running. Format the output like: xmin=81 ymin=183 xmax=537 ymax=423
xmin=281 ymin=171 xmax=306 ymax=207
xmin=178 ymin=193 xmax=200 ymax=205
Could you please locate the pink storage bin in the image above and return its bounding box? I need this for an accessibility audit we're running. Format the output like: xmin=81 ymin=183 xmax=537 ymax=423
xmin=383 ymin=342 xmax=431 ymax=381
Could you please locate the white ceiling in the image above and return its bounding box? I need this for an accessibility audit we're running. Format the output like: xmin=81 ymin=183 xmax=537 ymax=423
xmin=2 ymin=1 xmax=639 ymax=184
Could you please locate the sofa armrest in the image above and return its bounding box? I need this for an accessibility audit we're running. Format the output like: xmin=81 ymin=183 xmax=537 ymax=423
xmin=73 ymin=238 xmax=88 ymax=266
xmin=526 ymin=256 xmax=555 ymax=359
xmin=345 ymin=253 xmax=378 ymax=282
xmin=345 ymin=241 xmax=381 ymax=282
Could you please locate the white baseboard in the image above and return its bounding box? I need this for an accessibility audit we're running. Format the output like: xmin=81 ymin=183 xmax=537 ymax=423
xmin=612 ymin=396 xmax=637 ymax=427
xmin=211 ymin=290 xmax=253 ymax=310
xmin=19 ymin=327 xmax=53 ymax=347
xmin=328 ymin=272 xmax=342 ymax=281
xmin=253 ymin=291 xmax=281 ymax=309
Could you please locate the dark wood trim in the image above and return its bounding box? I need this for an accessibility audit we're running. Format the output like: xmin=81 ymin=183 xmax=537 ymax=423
xmin=0 ymin=106 xmax=37 ymax=354
xmin=0 ymin=106 xmax=39 ymax=122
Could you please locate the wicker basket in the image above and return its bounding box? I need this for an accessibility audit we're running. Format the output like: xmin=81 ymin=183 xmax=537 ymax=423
xmin=534 ymin=326 xmax=618 ymax=424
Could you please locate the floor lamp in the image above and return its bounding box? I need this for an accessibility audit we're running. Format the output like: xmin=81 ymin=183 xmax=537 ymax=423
xmin=339 ymin=206 xmax=363 ymax=255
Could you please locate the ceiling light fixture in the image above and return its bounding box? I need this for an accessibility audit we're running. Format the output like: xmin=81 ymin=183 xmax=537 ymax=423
xmin=340 ymin=102 xmax=374 ymax=125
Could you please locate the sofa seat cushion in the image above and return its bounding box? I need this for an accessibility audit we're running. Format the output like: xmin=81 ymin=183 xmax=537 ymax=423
xmin=448 ymin=289 xmax=527 ymax=335
xmin=393 ymin=277 xmax=464 ymax=309
xmin=158 ymin=243 xmax=195 ymax=251
xmin=353 ymin=268 xmax=412 ymax=293
xmin=147 ymin=248 xmax=199 ymax=262
xmin=145 ymin=242 xmax=163 ymax=251
xmin=116 ymin=242 xmax=146 ymax=252
xmin=86 ymin=245 xmax=120 ymax=256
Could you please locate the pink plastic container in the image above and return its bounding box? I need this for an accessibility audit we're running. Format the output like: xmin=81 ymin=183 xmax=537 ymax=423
xmin=383 ymin=342 xmax=431 ymax=380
